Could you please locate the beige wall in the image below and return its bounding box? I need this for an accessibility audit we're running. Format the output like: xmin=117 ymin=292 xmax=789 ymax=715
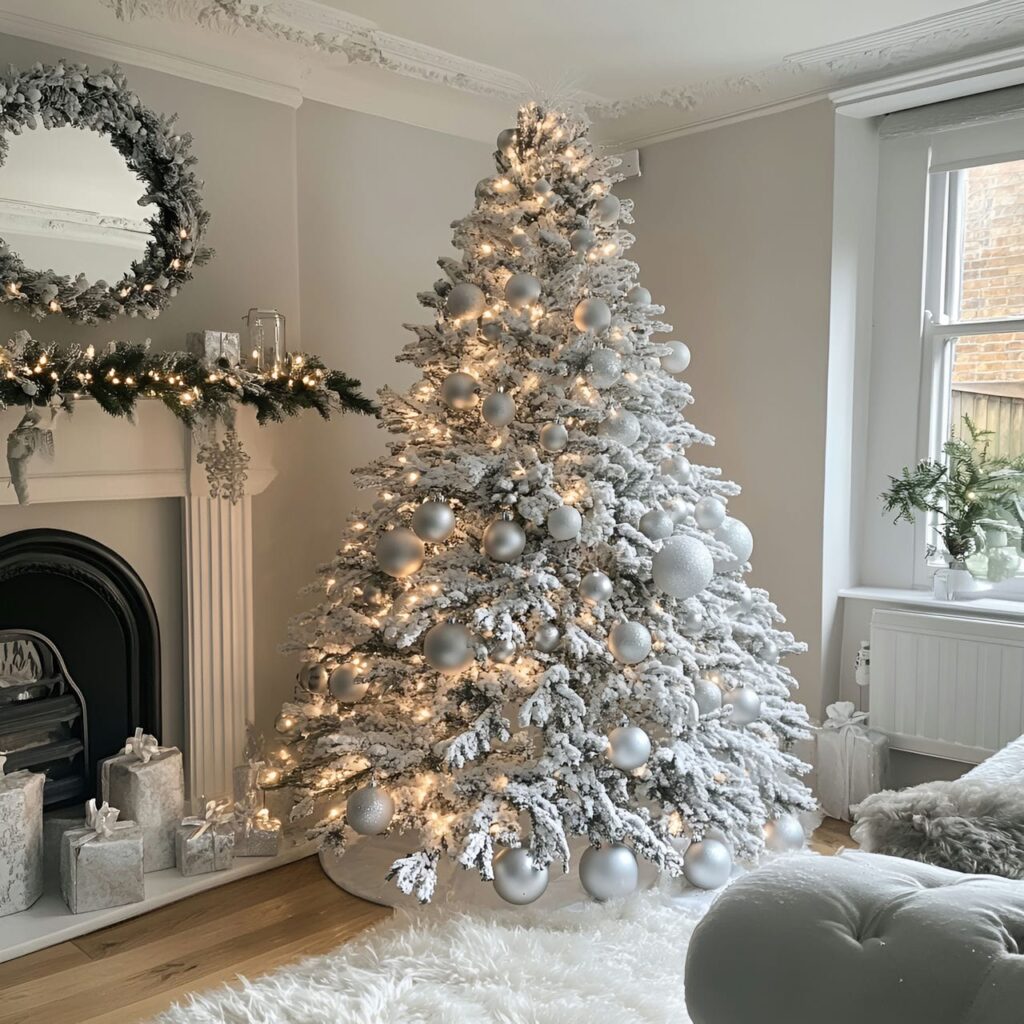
xmin=621 ymin=101 xmax=835 ymax=720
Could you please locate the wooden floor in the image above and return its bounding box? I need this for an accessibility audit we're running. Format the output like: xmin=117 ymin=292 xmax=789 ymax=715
xmin=0 ymin=819 xmax=855 ymax=1024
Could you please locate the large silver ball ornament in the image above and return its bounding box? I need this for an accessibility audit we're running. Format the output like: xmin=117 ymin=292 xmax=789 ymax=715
xmin=492 ymin=847 xmax=549 ymax=905
xmin=483 ymin=515 xmax=527 ymax=562
xmin=482 ymin=390 xmax=516 ymax=427
xmin=639 ymin=509 xmax=674 ymax=541
xmin=626 ymin=284 xmax=651 ymax=306
xmin=441 ymin=371 xmax=479 ymax=410
xmin=579 ymin=570 xmax=613 ymax=606
xmin=598 ymin=408 xmax=641 ymax=445
xmin=411 ymin=499 xmax=456 ymax=543
xmin=608 ymin=620 xmax=652 ymax=665
xmin=683 ymin=838 xmax=732 ymax=890
xmin=346 ymin=786 xmax=395 ymax=836
xmin=299 ymin=662 xmax=331 ymax=694
xmin=376 ymin=527 xmax=425 ymax=578
xmin=652 ymin=536 xmax=715 ymax=600
xmin=423 ymin=620 xmax=475 ymax=674
xmin=573 ymin=297 xmax=611 ymax=333
xmin=692 ymin=676 xmax=723 ymax=715
xmin=693 ymin=496 xmax=727 ymax=531
xmin=588 ymin=347 xmax=622 ymax=389
xmin=446 ymin=282 xmax=486 ymax=320
xmin=329 ymin=663 xmax=369 ymax=704
xmin=490 ymin=638 xmax=517 ymax=664
xmin=660 ymin=454 xmax=692 ymax=484
xmin=535 ymin=623 xmax=561 ymax=653
xmin=496 ymin=127 xmax=517 ymax=154
xmin=764 ymin=813 xmax=806 ymax=853
xmin=661 ymin=340 xmax=691 ymax=374
xmin=579 ymin=843 xmax=638 ymax=900
xmin=481 ymin=320 xmax=503 ymax=342
xmin=539 ymin=421 xmax=569 ymax=452
xmin=713 ymin=517 xmax=754 ymax=572
xmin=591 ymin=193 xmax=621 ymax=226
xmin=569 ymin=227 xmax=596 ymax=253
xmin=547 ymin=505 xmax=582 ymax=542
xmin=504 ymin=272 xmax=542 ymax=309
xmin=607 ymin=725 xmax=652 ymax=770
xmin=722 ymin=686 xmax=761 ymax=725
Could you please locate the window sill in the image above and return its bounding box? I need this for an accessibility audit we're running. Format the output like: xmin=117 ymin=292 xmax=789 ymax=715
xmin=839 ymin=585 xmax=1024 ymax=620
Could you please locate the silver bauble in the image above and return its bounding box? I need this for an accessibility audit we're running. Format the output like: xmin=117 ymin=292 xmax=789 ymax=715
xmin=660 ymin=454 xmax=692 ymax=484
xmin=652 ymin=536 xmax=715 ymax=600
xmin=683 ymin=838 xmax=732 ymax=890
xmin=573 ymin=297 xmax=611 ymax=333
xmin=446 ymin=282 xmax=486 ymax=320
xmin=722 ymin=686 xmax=761 ymax=725
xmin=764 ymin=813 xmax=805 ymax=852
xmin=547 ymin=505 xmax=582 ymax=541
xmin=693 ymin=496 xmax=727 ymax=531
xmin=607 ymin=725 xmax=652 ymax=770
xmin=626 ymin=284 xmax=651 ymax=306
xmin=496 ymin=127 xmax=517 ymax=154
xmin=481 ymin=320 xmax=503 ymax=342
xmin=588 ymin=348 xmax=622 ymax=389
xmin=274 ymin=711 xmax=300 ymax=735
xmin=665 ymin=497 xmax=694 ymax=524
xmin=660 ymin=340 xmax=691 ymax=374
xmin=441 ymin=371 xmax=479 ymax=410
xmin=608 ymin=620 xmax=652 ymax=665
xmin=504 ymin=272 xmax=542 ymax=309
xmin=598 ymin=408 xmax=641 ymax=445
xmin=692 ymin=676 xmax=723 ymax=715
xmin=579 ymin=843 xmax=638 ymax=900
xmin=492 ymin=847 xmax=549 ymax=905
xmin=490 ymin=638 xmax=517 ymax=664
xmin=681 ymin=605 xmax=705 ymax=636
xmin=639 ymin=509 xmax=674 ymax=541
xmin=569 ymin=227 xmax=597 ymax=253
xmin=535 ymin=623 xmax=561 ymax=653
xmin=482 ymin=390 xmax=516 ymax=427
xmin=759 ymin=640 xmax=780 ymax=664
xmin=376 ymin=527 xmax=425 ymax=578
xmin=300 ymin=662 xmax=330 ymax=694
xmin=539 ymin=420 xmax=569 ymax=452
xmin=533 ymin=177 xmax=552 ymax=195
xmin=592 ymin=193 xmax=621 ymax=226
xmin=329 ymin=663 xmax=369 ymax=704
xmin=346 ymin=786 xmax=395 ymax=836
xmin=423 ymin=620 xmax=475 ymax=674
xmin=412 ymin=499 xmax=456 ymax=543
xmin=483 ymin=515 xmax=527 ymax=562
xmin=579 ymin=570 xmax=613 ymax=606
xmin=713 ymin=517 xmax=754 ymax=572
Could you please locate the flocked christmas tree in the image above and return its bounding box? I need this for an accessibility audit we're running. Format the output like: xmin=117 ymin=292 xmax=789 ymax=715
xmin=272 ymin=102 xmax=816 ymax=904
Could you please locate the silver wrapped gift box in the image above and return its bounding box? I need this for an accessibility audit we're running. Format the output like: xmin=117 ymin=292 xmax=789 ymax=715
xmin=101 ymin=728 xmax=185 ymax=872
xmin=0 ymin=759 xmax=44 ymax=918
xmin=175 ymin=799 xmax=235 ymax=876
xmin=60 ymin=800 xmax=144 ymax=915
xmin=233 ymin=808 xmax=282 ymax=857
xmin=817 ymin=702 xmax=890 ymax=822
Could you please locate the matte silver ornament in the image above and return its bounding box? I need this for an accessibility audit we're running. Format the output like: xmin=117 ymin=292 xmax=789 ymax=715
xmin=547 ymin=505 xmax=582 ymax=542
xmin=329 ymin=663 xmax=369 ymax=704
xmin=764 ymin=813 xmax=805 ymax=852
xmin=346 ymin=786 xmax=395 ymax=836
xmin=376 ymin=527 xmax=425 ymax=578
xmin=664 ymin=497 xmax=693 ymax=524
xmin=539 ymin=421 xmax=569 ymax=452
xmin=713 ymin=517 xmax=754 ymax=572
xmin=693 ymin=496 xmax=727 ymax=531
xmin=504 ymin=272 xmax=542 ymax=309
xmin=661 ymin=340 xmax=691 ymax=374
xmin=411 ymin=499 xmax=456 ymax=543
xmin=441 ymin=371 xmax=479 ymax=410
xmin=446 ymin=282 xmax=486 ymax=319
xmin=591 ymin=193 xmax=621 ymax=226
xmin=683 ymin=838 xmax=732 ymax=890
xmin=579 ymin=843 xmax=637 ymax=900
xmin=759 ymin=640 xmax=780 ymax=664
xmin=607 ymin=725 xmax=652 ymax=770
xmin=579 ymin=570 xmax=613 ymax=605
xmin=692 ymin=676 xmax=723 ymax=715
xmin=423 ymin=620 xmax=475 ymax=674
xmin=573 ymin=296 xmax=611 ymax=332
xmin=660 ymin=454 xmax=692 ymax=483
xmin=569 ymin=227 xmax=596 ymax=253
xmin=483 ymin=514 xmax=527 ymax=562
xmin=490 ymin=638 xmax=517 ymax=664
xmin=723 ymin=686 xmax=761 ymax=725
xmin=598 ymin=408 xmax=641 ymax=445
xmin=652 ymin=536 xmax=715 ymax=600
xmin=588 ymin=347 xmax=622 ymax=389
xmin=480 ymin=320 xmax=503 ymax=342
xmin=639 ymin=509 xmax=674 ymax=541
xmin=496 ymin=127 xmax=517 ymax=153
xmin=608 ymin=620 xmax=652 ymax=665
xmin=482 ymin=389 xmax=516 ymax=427
xmin=534 ymin=623 xmax=561 ymax=653
xmin=492 ymin=846 xmax=549 ymax=905
xmin=299 ymin=662 xmax=330 ymax=694
xmin=626 ymin=284 xmax=651 ymax=306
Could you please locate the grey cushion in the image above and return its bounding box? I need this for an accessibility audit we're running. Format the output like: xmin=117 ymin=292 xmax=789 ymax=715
xmin=685 ymin=851 xmax=1024 ymax=1024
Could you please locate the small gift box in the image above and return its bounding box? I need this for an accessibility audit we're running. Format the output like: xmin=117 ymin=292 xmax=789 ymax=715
xmin=233 ymin=806 xmax=282 ymax=858
xmin=0 ymin=755 xmax=44 ymax=918
xmin=187 ymin=330 xmax=241 ymax=366
xmin=175 ymin=799 xmax=235 ymax=876
xmin=817 ymin=702 xmax=890 ymax=822
xmin=60 ymin=800 xmax=144 ymax=914
xmin=101 ymin=728 xmax=184 ymax=872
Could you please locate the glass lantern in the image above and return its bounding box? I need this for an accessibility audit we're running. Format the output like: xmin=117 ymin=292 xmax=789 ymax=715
xmin=244 ymin=308 xmax=286 ymax=371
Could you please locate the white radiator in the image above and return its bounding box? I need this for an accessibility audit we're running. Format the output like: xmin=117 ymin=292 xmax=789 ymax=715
xmin=869 ymin=609 xmax=1024 ymax=763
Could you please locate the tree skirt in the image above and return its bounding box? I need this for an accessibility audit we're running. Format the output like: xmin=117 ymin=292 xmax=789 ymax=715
xmin=151 ymin=889 xmax=711 ymax=1024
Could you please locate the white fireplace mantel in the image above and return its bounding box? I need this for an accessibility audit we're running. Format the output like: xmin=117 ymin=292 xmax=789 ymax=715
xmin=0 ymin=399 xmax=276 ymax=801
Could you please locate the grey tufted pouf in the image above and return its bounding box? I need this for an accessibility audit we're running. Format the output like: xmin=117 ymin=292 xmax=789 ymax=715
xmin=684 ymin=850 xmax=1024 ymax=1024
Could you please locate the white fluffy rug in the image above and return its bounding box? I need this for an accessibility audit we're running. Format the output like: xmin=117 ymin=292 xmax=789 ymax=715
xmin=153 ymin=891 xmax=706 ymax=1023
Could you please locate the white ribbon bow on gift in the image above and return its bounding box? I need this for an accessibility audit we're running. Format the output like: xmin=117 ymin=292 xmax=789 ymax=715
xmin=72 ymin=798 xmax=132 ymax=849
xmin=183 ymin=798 xmax=233 ymax=840
xmin=822 ymin=701 xmax=869 ymax=731
xmin=121 ymin=727 xmax=162 ymax=764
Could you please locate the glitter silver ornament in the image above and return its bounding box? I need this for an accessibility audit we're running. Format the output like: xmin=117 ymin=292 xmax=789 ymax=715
xmin=490 ymin=638 xmax=517 ymax=664
xmin=423 ymin=620 xmax=475 ymax=674
xmin=346 ymin=786 xmax=395 ymax=835
xmin=547 ymin=505 xmax=582 ymax=541
xmin=569 ymin=227 xmax=596 ymax=253
xmin=446 ymin=282 xmax=486 ymax=319
xmin=441 ymin=371 xmax=479 ymax=409
xmin=376 ymin=527 xmax=425 ymax=578
xmin=683 ymin=838 xmax=732 ymax=890
xmin=573 ymin=297 xmax=611 ymax=333
xmin=759 ymin=640 xmax=780 ymax=664
xmin=492 ymin=847 xmax=549 ymax=905
xmin=300 ymin=662 xmax=330 ymax=694
xmin=693 ymin=496 xmax=727 ymax=531
xmin=579 ymin=843 xmax=637 ymax=900
xmin=607 ymin=725 xmax=651 ymax=770
xmin=588 ymin=348 xmax=622 ymax=389
xmin=713 ymin=517 xmax=754 ymax=572
xmin=592 ymin=193 xmax=621 ymax=226
xmin=534 ymin=623 xmax=561 ymax=653
xmin=412 ymin=498 xmax=456 ymax=543
xmin=692 ymin=676 xmax=723 ymax=715
xmin=329 ymin=663 xmax=369 ymax=704
xmin=639 ymin=509 xmax=674 ymax=541
xmin=483 ymin=513 xmax=527 ymax=562
xmin=652 ymin=536 xmax=715 ymax=600
xmin=504 ymin=272 xmax=542 ymax=309
xmin=660 ymin=454 xmax=692 ymax=483
xmin=539 ymin=420 xmax=569 ymax=452
xmin=579 ymin=570 xmax=613 ymax=606
xmin=626 ymin=284 xmax=651 ymax=306
xmin=481 ymin=320 xmax=503 ymax=342
xmin=598 ymin=408 xmax=641 ymax=445
xmin=765 ymin=813 xmax=805 ymax=852
xmin=482 ymin=389 xmax=516 ymax=427
xmin=661 ymin=340 xmax=691 ymax=374
xmin=723 ymin=686 xmax=761 ymax=725
xmin=608 ymin=620 xmax=652 ymax=665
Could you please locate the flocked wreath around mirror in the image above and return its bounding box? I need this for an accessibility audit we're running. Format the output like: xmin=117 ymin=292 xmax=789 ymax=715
xmin=0 ymin=61 xmax=211 ymax=323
